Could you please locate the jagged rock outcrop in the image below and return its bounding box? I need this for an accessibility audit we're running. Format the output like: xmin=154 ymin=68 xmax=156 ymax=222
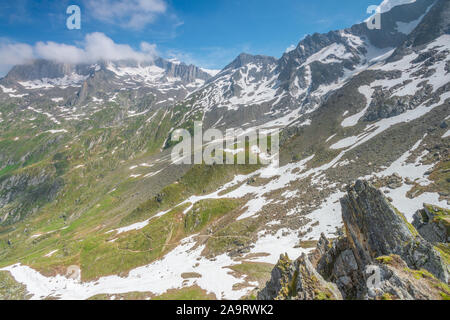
xmin=363 ymin=255 xmax=450 ymax=300
xmin=306 ymin=233 xmax=361 ymax=299
xmin=257 ymin=253 xmax=342 ymax=300
xmin=341 ymin=180 xmax=448 ymax=283
xmin=413 ymin=204 xmax=450 ymax=243
xmin=259 ymin=180 xmax=450 ymax=300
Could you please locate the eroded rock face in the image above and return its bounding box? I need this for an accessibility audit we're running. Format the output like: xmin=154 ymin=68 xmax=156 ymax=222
xmin=312 ymin=235 xmax=362 ymax=299
xmin=341 ymin=180 xmax=448 ymax=283
xmin=257 ymin=253 xmax=342 ymax=300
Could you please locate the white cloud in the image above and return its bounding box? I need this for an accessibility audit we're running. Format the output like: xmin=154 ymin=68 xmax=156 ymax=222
xmin=34 ymin=42 xmax=86 ymax=64
xmin=0 ymin=33 xmax=157 ymax=76
xmin=0 ymin=41 xmax=34 ymax=75
xmin=36 ymin=33 xmax=157 ymax=64
xmin=85 ymin=0 xmax=168 ymax=30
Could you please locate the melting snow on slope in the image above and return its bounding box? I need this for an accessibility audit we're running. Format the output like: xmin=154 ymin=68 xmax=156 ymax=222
xmin=4 ymin=104 xmax=447 ymax=299
xmin=364 ymin=135 xmax=449 ymax=221
xmin=44 ymin=250 xmax=58 ymax=258
xmin=18 ymin=74 xmax=88 ymax=90
xmin=330 ymin=136 xmax=359 ymax=150
xmin=248 ymin=229 xmax=309 ymax=264
xmin=386 ymin=184 xmax=447 ymax=222
xmin=442 ymin=130 xmax=450 ymax=138
xmin=194 ymin=62 xmax=279 ymax=111
xmin=302 ymin=43 xmax=353 ymax=66
xmin=0 ymin=236 xmax=254 ymax=300
xmin=0 ymin=85 xmax=17 ymax=93
xmin=46 ymin=129 xmax=68 ymax=134
xmin=341 ymin=85 xmax=374 ymax=127
xmin=301 ymin=191 xmax=345 ymax=240
xmin=374 ymin=35 xmax=450 ymax=95
xmin=331 ymin=90 xmax=450 ymax=151
xmin=395 ymin=3 xmax=431 ymax=35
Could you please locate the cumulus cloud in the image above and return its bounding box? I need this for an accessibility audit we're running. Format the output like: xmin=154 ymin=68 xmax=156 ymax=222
xmin=0 ymin=33 xmax=157 ymax=76
xmin=0 ymin=41 xmax=34 ymax=75
xmin=85 ymin=0 xmax=167 ymax=30
xmin=35 ymin=32 xmax=157 ymax=64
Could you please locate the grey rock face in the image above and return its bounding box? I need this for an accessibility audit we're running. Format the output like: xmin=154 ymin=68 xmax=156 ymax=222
xmin=0 ymin=167 xmax=62 ymax=225
xmin=412 ymin=205 xmax=450 ymax=243
xmin=3 ymin=59 xmax=93 ymax=83
xmin=276 ymin=30 xmax=361 ymax=97
xmin=341 ymin=180 xmax=448 ymax=283
xmin=153 ymin=58 xmax=212 ymax=83
xmin=350 ymin=0 xmax=437 ymax=50
xmin=332 ymin=249 xmax=360 ymax=298
xmin=365 ymin=83 xmax=434 ymax=122
xmin=312 ymin=235 xmax=364 ymax=299
xmin=258 ymin=253 xmax=342 ymax=300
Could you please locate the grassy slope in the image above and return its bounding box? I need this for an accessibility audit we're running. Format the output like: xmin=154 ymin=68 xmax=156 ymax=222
xmin=0 ymin=98 xmax=265 ymax=283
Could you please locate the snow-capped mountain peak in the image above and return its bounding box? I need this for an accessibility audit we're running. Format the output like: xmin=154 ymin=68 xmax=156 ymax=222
xmin=378 ymin=0 xmax=418 ymax=13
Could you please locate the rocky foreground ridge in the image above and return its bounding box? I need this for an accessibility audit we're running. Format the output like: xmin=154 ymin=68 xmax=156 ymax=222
xmin=258 ymin=180 xmax=450 ymax=300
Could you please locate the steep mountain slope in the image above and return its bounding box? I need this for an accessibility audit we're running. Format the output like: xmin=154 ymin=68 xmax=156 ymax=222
xmin=180 ymin=0 xmax=439 ymax=132
xmin=0 ymin=0 xmax=448 ymax=300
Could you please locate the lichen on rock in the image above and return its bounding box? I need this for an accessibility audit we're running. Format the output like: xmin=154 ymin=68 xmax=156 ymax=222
xmin=413 ymin=204 xmax=450 ymax=243
xmin=257 ymin=253 xmax=342 ymax=300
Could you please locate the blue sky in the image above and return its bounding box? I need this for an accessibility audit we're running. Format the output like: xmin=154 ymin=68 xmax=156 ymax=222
xmin=0 ymin=0 xmax=382 ymax=74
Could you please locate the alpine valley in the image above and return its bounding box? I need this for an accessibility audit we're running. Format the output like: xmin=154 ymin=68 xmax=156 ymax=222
xmin=0 ymin=0 xmax=449 ymax=300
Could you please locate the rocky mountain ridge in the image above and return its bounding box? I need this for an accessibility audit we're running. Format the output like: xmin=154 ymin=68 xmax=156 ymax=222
xmin=0 ymin=57 xmax=214 ymax=110
xmin=182 ymin=0 xmax=447 ymax=132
